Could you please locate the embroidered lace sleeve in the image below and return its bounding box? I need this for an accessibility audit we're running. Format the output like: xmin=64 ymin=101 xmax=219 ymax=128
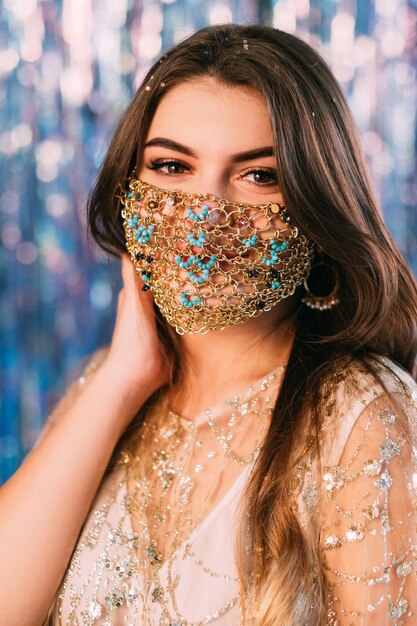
xmin=33 ymin=346 xmax=109 ymax=447
xmin=320 ymin=381 xmax=417 ymax=625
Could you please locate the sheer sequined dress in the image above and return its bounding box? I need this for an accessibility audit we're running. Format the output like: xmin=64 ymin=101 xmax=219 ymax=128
xmin=41 ymin=349 xmax=417 ymax=626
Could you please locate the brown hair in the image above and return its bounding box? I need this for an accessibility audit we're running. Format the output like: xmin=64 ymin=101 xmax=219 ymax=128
xmin=87 ymin=24 xmax=417 ymax=624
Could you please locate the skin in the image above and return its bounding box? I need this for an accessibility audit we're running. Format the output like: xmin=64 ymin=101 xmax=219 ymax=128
xmin=124 ymin=76 xmax=297 ymax=417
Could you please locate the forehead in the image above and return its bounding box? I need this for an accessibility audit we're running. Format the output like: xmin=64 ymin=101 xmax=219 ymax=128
xmin=144 ymin=77 xmax=274 ymax=156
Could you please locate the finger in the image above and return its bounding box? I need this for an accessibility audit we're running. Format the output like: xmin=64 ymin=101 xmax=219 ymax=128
xmin=120 ymin=254 xmax=137 ymax=288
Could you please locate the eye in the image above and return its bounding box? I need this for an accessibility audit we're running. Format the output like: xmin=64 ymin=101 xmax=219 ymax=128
xmin=146 ymin=159 xmax=190 ymax=176
xmin=241 ymin=168 xmax=277 ymax=186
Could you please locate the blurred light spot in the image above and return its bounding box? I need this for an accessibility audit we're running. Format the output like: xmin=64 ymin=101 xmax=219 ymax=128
xmin=372 ymin=151 xmax=394 ymax=175
xmin=394 ymin=62 xmax=415 ymax=85
xmin=88 ymin=91 xmax=109 ymax=114
xmin=35 ymin=140 xmax=63 ymax=164
xmin=35 ymin=140 xmax=62 ymax=181
xmin=41 ymin=242 xmax=70 ymax=273
xmin=0 ymin=48 xmax=19 ymax=73
xmin=332 ymin=64 xmax=355 ymax=83
xmin=5 ymin=0 xmax=36 ymax=20
xmin=138 ymin=4 xmax=162 ymax=60
xmin=375 ymin=0 xmax=398 ymax=17
xmin=12 ymin=124 xmax=33 ymax=148
xmin=353 ymin=36 xmax=376 ymax=67
xmin=90 ymin=280 xmax=112 ymax=310
xmin=17 ymin=63 xmax=37 ymax=87
xmin=46 ymin=194 xmax=69 ymax=218
xmin=381 ymin=31 xmax=405 ymax=57
xmin=38 ymin=52 xmax=62 ymax=91
xmin=331 ymin=13 xmax=355 ymax=53
xmin=138 ymin=33 xmax=162 ymax=60
xmin=362 ymin=131 xmax=383 ymax=155
xmin=134 ymin=66 xmax=148 ymax=91
xmin=173 ymin=28 xmax=195 ymax=45
xmin=0 ymin=132 xmax=15 ymax=155
xmin=141 ymin=4 xmax=163 ymax=32
xmin=294 ymin=0 xmax=310 ymax=19
xmin=36 ymin=163 xmax=58 ymax=182
xmin=60 ymin=66 xmax=93 ymax=106
xmin=0 ymin=125 xmax=32 ymax=154
xmin=2 ymin=223 xmax=22 ymax=249
xmin=62 ymin=0 xmax=92 ymax=62
xmin=273 ymin=2 xmax=296 ymax=31
xmin=1 ymin=191 xmax=19 ymax=214
xmin=21 ymin=41 xmax=42 ymax=63
xmin=209 ymin=3 xmax=233 ymax=24
xmin=21 ymin=8 xmax=44 ymax=63
xmin=16 ymin=241 xmax=38 ymax=265
xmin=105 ymin=0 xmax=128 ymax=27
xmin=120 ymin=52 xmax=135 ymax=75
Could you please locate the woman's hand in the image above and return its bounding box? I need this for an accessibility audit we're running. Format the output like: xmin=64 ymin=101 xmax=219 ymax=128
xmin=102 ymin=254 xmax=169 ymax=401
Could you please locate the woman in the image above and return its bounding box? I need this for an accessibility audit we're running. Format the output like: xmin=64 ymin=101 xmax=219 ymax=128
xmin=1 ymin=23 xmax=416 ymax=626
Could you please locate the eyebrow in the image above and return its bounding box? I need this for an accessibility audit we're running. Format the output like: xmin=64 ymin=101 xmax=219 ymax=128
xmin=143 ymin=137 xmax=275 ymax=163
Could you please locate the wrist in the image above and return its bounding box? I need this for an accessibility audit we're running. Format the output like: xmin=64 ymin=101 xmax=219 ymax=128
xmin=95 ymin=357 xmax=158 ymax=408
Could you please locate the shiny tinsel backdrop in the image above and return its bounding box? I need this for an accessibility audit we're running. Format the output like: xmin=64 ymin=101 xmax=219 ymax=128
xmin=1 ymin=0 xmax=416 ymax=483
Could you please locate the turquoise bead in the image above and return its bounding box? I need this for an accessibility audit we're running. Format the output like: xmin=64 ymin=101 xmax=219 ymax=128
xmin=262 ymin=239 xmax=288 ymax=266
xmin=180 ymin=293 xmax=202 ymax=307
xmin=128 ymin=214 xmax=139 ymax=228
xmin=186 ymin=205 xmax=209 ymax=221
xmin=134 ymin=222 xmax=154 ymax=245
xmin=188 ymin=231 xmax=206 ymax=247
xmin=176 ymin=254 xmax=215 ymax=278
xmin=188 ymin=268 xmax=209 ymax=284
xmin=242 ymin=235 xmax=258 ymax=247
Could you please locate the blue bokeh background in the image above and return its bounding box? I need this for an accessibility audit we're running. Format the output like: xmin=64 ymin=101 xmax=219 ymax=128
xmin=1 ymin=0 xmax=417 ymax=483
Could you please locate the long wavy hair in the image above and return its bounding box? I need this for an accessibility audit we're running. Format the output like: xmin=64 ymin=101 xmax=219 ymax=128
xmin=87 ymin=24 xmax=417 ymax=625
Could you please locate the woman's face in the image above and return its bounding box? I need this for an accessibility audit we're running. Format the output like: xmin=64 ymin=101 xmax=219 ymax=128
xmin=137 ymin=76 xmax=284 ymax=206
xmin=124 ymin=77 xmax=312 ymax=334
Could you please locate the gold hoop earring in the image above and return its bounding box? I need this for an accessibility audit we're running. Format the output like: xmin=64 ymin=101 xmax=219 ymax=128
xmin=301 ymin=259 xmax=340 ymax=311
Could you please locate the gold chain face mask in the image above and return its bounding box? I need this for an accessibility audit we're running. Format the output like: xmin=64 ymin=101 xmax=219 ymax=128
xmin=119 ymin=173 xmax=315 ymax=334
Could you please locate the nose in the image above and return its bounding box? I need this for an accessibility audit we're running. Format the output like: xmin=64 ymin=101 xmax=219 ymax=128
xmin=184 ymin=169 xmax=230 ymax=202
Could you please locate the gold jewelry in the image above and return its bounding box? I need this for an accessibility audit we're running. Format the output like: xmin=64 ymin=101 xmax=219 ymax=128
xmin=118 ymin=173 xmax=315 ymax=334
xmin=301 ymin=258 xmax=340 ymax=311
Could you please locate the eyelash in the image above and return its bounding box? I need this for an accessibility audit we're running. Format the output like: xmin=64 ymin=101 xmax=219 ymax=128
xmin=145 ymin=159 xmax=277 ymax=186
